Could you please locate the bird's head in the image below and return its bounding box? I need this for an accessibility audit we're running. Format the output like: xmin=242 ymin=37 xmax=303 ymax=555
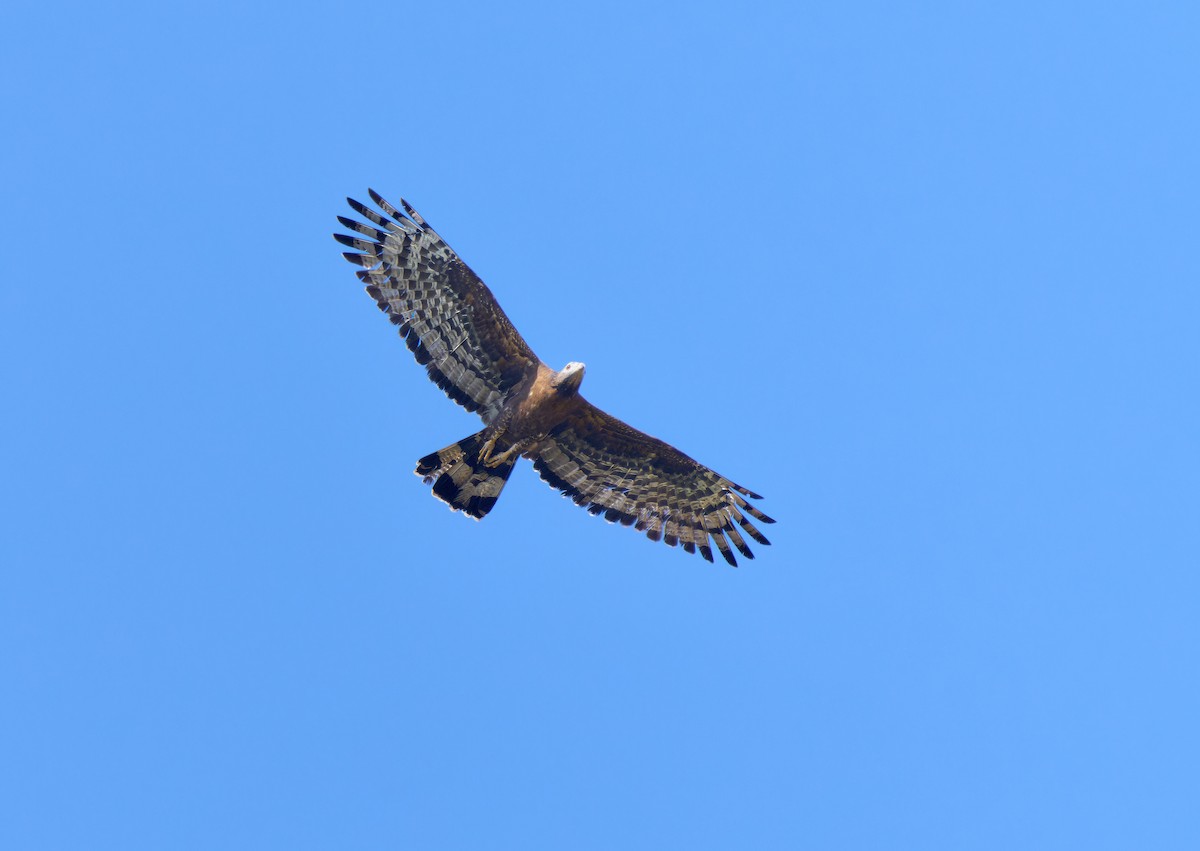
xmin=552 ymin=361 xmax=586 ymax=396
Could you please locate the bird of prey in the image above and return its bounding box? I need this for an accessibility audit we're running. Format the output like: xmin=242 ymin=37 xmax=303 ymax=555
xmin=334 ymin=191 xmax=774 ymax=565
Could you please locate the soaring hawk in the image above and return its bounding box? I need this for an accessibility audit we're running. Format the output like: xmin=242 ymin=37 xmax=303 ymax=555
xmin=334 ymin=191 xmax=774 ymax=565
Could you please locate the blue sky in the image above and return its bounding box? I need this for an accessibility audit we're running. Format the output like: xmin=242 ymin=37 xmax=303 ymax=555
xmin=3 ymin=2 xmax=1198 ymax=848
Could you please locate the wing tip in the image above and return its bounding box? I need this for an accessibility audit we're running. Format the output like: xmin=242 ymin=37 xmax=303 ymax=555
xmin=731 ymin=482 xmax=765 ymax=500
xmin=341 ymin=251 xmax=379 ymax=268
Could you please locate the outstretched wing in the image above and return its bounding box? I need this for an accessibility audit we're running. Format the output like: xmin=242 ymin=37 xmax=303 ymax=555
xmin=531 ymin=402 xmax=775 ymax=566
xmin=335 ymin=191 xmax=538 ymax=423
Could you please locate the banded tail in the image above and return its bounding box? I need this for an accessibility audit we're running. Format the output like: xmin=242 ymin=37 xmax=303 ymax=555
xmin=415 ymin=431 xmax=517 ymax=519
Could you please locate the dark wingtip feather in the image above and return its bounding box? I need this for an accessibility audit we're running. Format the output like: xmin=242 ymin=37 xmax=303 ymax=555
xmin=710 ymin=530 xmax=737 ymax=566
xmin=399 ymin=197 xmax=426 ymax=225
xmin=368 ymin=189 xmax=403 ymax=222
xmin=337 ymin=215 xmax=383 ymax=238
xmin=740 ymin=502 xmax=776 ymax=524
xmin=732 ymin=541 xmax=754 ymax=559
xmin=346 ymin=197 xmax=394 ymax=229
xmin=731 ymin=483 xmax=765 ymax=500
xmin=744 ymin=528 xmax=771 ymax=546
xmin=333 ymin=232 xmax=366 ymax=249
xmin=725 ymin=524 xmax=754 ymax=560
xmin=699 ymin=544 xmax=714 ymax=563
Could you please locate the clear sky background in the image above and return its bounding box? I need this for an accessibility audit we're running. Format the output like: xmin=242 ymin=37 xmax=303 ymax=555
xmin=3 ymin=2 xmax=1198 ymax=849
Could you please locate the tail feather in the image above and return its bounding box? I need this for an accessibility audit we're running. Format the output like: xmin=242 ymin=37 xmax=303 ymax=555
xmin=415 ymin=431 xmax=516 ymax=519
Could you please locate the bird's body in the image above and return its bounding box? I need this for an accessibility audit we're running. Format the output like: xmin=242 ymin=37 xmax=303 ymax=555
xmin=335 ymin=191 xmax=773 ymax=565
xmin=481 ymin=360 xmax=589 ymax=468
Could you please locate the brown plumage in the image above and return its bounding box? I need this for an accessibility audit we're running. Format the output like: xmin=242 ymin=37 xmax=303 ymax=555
xmin=335 ymin=190 xmax=774 ymax=565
